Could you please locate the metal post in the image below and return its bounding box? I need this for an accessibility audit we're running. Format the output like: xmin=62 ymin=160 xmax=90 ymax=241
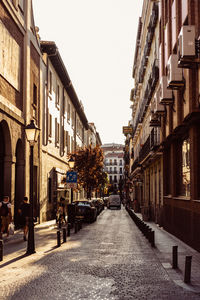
xmin=71 ymin=188 xmax=73 ymax=203
xmin=150 ymin=230 xmax=155 ymax=247
xmin=75 ymin=221 xmax=78 ymax=233
xmin=63 ymin=228 xmax=66 ymax=243
xmin=67 ymin=223 xmax=71 ymax=237
xmin=184 ymin=256 xmax=192 ymax=283
xmin=0 ymin=240 xmax=3 ymax=261
xmin=26 ymin=145 xmax=35 ymax=255
xmin=57 ymin=230 xmax=61 ymax=247
xmin=172 ymin=246 xmax=178 ymax=269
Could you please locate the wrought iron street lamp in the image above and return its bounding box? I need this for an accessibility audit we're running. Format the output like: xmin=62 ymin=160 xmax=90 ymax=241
xmin=25 ymin=120 xmax=40 ymax=255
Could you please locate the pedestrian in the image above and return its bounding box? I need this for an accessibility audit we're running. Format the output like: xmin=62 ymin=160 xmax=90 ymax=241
xmin=56 ymin=197 xmax=66 ymax=227
xmin=0 ymin=196 xmax=12 ymax=239
xmin=18 ymin=196 xmax=30 ymax=241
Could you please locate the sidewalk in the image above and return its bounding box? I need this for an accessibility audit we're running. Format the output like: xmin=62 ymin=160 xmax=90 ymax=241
xmin=0 ymin=219 xmax=62 ymax=264
xmin=134 ymin=210 xmax=200 ymax=293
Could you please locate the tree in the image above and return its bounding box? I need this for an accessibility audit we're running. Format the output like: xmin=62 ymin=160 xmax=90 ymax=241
xmin=69 ymin=145 xmax=107 ymax=199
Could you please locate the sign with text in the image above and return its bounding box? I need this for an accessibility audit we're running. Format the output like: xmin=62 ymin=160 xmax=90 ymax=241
xmin=123 ymin=126 xmax=133 ymax=135
xmin=66 ymin=171 xmax=77 ymax=183
xmin=66 ymin=183 xmax=77 ymax=189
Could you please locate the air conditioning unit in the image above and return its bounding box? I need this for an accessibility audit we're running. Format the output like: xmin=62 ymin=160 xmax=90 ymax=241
xmin=154 ymin=90 xmax=165 ymax=115
xmin=178 ymin=26 xmax=195 ymax=57
xmin=178 ymin=25 xmax=196 ymax=67
xmin=149 ymin=114 xmax=161 ymax=127
xmin=159 ymin=76 xmax=173 ymax=105
xmin=167 ymin=54 xmax=185 ymax=89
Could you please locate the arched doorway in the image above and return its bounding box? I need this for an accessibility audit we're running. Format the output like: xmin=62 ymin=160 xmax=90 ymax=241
xmin=14 ymin=139 xmax=25 ymax=227
xmin=0 ymin=120 xmax=12 ymax=201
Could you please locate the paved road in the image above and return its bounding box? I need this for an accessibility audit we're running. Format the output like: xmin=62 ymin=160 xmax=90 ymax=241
xmin=0 ymin=207 xmax=200 ymax=299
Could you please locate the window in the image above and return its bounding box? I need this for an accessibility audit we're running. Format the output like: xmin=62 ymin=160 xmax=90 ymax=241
xmin=119 ymin=160 xmax=122 ymax=165
xmin=181 ymin=138 xmax=190 ymax=197
xmin=114 ymin=176 xmax=117 ymax=183
xmin=114 ymin=167 xmax=117 ymax=173
xmin=48 ymin=113 xmax=52 ymax=137
xmin=33 ymin=84 xmax=37 ymax=106
xmin=110 ymin=159 xmax=112 ymax=165
xmin=18 ymin=0 xmax=24 ymax=11
xmin=56 ymin=85 xmax=60 ymax=106
xmin=109 ymin=176 xmax=112 ymax=183
xmin=49 ymin=71 xmax=52 ymax=94
xmin=72 ymin=109 xmax=75 ymax=128
xmin=67 ymin=102 xmax=70 ymax=122
xmin=55 ymin=118 xmax=59 ymax=146
xmin=120 ymin=168 xmax=122 ymax=174
xmin=114 ymin=159 xmax=117 ymax=165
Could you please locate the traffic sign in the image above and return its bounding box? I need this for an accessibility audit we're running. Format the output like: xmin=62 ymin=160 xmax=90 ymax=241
xmin=66 ymin=183 xmax=77 ymax=189
xmin=66 ymin=171 xmax=77 ymax=183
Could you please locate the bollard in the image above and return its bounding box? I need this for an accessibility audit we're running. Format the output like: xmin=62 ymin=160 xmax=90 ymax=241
xmin=67 ymin=223 xmax=71 ymax=237
xmin=63 ymin=228 xmax=67 ymax=243
xmin=57 ymin=230 xmax=61 ymax=247
xmin=58 ymin=218 xmax=62 ymax=229
xmin=184 ymin=256 xmax=192 ymax=283
xmin=149 ymin=230 xmax=155 ymax=247
xmin=74 ymin=221 xmax=78 ymax=233
xmin=172 ymin=246 xmax=178 ymax=269
xmin=79 ymin=220 xmax=82 ymax=230
xmin=0 ymin=240 xmax=3 ymax=261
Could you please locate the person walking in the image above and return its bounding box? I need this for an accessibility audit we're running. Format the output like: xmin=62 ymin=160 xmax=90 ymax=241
xmin=18 ymin=197 xmax=30 ymax=241
xmin=0 ymin=196 xmax=12 ymax=239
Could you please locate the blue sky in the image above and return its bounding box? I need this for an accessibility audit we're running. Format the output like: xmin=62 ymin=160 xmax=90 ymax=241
xmin=32 ymin=0 xmax=143 ymax=145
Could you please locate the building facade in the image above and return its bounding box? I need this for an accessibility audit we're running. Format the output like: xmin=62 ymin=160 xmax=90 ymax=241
xmin=128 ymin=0 xmax=200 ymax=251
xmin=0 ymin=0 xmax=42 ymax=225
xmin=102 ymin=143 xmax=124 ymax=191
xmin=0 ymin=1 xmax=102 ymax=224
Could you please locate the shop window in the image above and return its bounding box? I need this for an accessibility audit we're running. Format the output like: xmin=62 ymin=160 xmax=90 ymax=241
xmin=180 ymin=138 xmax=190 ymax=197
xmin=164 ymin=147 xmax=171 ymax=195
xmin=48 ymin=178 xmax=52 ymax=203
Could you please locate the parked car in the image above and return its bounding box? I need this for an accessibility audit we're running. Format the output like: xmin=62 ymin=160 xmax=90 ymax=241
xmin=74 ymin=200 xmax=97 ymax=223
xmin=90 ymin=198 xmax=104 ymax=215
xmin=103 ymin=197 xmax=109 ymax=206
xmin=107 ymin=194 xmax=121 ymax=209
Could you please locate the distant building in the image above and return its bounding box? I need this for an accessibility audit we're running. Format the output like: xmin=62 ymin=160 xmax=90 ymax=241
xmin=102 ymin=144 xmax=124 ymax=190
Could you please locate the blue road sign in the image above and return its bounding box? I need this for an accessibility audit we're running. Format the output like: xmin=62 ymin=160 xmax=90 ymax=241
xmin=66 ymin=171 xmax=77 ymax=183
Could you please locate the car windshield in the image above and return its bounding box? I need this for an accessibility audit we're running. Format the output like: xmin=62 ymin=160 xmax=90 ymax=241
xmin=77 ymin=202 xmax=90 ymax=207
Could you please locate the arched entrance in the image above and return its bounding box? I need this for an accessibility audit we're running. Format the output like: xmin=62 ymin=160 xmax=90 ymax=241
xmin=0 ymin=120 xmax=12 ymax=201
xmin=14 ymin=139 xmax=25 ymax=227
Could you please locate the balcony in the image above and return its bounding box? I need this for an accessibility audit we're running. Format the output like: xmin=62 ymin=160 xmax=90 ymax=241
xmin=131 ymin=157 xmax=139 ymax=173
xmin=139 ymin=136 xmax=150 ymax=163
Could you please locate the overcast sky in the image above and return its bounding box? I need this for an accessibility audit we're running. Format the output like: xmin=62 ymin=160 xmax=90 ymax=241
xmin=32 ymin=0 xmax=143 ymax=145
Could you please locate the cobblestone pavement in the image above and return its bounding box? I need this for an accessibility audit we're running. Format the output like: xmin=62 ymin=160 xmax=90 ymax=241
xmin=1 ymin=207 xmax=200 ymax=300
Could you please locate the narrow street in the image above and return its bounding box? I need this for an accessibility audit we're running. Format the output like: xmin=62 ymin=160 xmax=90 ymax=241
xmin=0 ymin=207 xmax=200 ymax=300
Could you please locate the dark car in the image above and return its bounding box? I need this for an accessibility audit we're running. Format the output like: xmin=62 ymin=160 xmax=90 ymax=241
xmin=75 ymin=200 xmax=97 ymax=223
xmin=90 ymin=198 xmax=104 ymax=215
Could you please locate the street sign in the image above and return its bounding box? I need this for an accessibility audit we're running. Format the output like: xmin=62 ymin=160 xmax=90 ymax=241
xmin=123 ymin=126 xmax=133 ymax=135
xmin=66 ymin=171 xmax=77 ymax=183
xmin=66 ymin=183 xmax=77 ymax=189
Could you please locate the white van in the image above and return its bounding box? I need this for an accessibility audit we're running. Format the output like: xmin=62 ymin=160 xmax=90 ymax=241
xmin=107 ymin=195 xmax=121 ymax=209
